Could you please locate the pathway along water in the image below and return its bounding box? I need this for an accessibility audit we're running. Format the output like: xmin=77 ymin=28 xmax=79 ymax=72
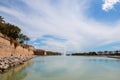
xmin=0 ymin=56 xmax=120 ymax=80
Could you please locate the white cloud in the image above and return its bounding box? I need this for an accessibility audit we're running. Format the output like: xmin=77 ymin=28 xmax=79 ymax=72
xmin=102 ymin=0 xmax=120 ymax=11
xmin=0 ymin=0 xmax=120 ymax=53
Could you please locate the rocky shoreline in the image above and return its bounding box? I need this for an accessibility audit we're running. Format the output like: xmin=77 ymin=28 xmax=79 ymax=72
xmin=0 ymin=56 xmax=33 ymax=73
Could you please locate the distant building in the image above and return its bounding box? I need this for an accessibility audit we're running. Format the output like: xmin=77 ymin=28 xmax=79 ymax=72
xmin=97 ymin=51 xmax=104 ymax=55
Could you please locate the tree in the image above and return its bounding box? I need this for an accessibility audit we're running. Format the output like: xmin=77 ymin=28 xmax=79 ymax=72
xmin=88 ymin=52 xmax=97 ymax=55
xmin=6 ymin=23 xmax=21 ymax=40
xmin=115 ymin=50 xmax=119 ymax=55
xmin=0 ymin=16 xmax=5 ymax=33
xmin=18 ymin=33 xmax=30 ymax=45
xmin=0 ymin=16 xmax=30 ymax=48
xmin=0 ymin=23 xmax=21 ymax=40
xmin=0 ymin=16 xmax=5 ymax=23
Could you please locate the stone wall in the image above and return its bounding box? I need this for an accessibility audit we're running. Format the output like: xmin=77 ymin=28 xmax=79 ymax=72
xmin=0 ymin=33 xmax=33 ymax=57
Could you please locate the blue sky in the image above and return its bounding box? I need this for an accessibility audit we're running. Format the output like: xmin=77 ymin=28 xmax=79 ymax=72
xmin=86 ymin=0 xmax=120 ymax=23
xmin=0 ymin=0 xmax=120 ymax=53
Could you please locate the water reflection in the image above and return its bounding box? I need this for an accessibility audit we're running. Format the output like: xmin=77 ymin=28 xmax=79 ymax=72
xmin=0 ymin=56 xmax=120 ymax=80
xmin=0 ymin=61 xmax=32 ymax=80
xmin=24 ymin=56 xmax=120 ymax=80
xmin=88 ymin=58 xmax=120 ymax=63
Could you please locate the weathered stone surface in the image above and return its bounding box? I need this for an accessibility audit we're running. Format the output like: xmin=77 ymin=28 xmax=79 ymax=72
xmin=0 ymin=36 xmax=34 ymax=57
xmin=0 ymin=56 xmax=33 ymax=72
xmin=0 ymin=33 xmax=34 ymax=73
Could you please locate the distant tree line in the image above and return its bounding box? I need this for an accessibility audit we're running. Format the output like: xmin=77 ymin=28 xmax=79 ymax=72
xmin=46 ymin=51 xmax=62 ymax=55
xmin=67 ymin=52 xmax=97 ymax=56
xmin=0 ymin=16 xmax=30 ymax=48
xmin=67 ymin=50 xmax=120 ymax=56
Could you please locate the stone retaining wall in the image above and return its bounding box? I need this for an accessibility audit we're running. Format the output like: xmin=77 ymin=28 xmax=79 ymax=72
xmin=0 ymin=33 xmax=33 ymax=57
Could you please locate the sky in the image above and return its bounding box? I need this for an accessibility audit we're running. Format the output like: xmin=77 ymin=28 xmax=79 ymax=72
xmin=0 ymin=0 xmax=120 ymax=53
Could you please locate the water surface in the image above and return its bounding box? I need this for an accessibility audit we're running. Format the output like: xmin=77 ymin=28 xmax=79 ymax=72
xmin=0 ymin=56 xmax=120 ymax=80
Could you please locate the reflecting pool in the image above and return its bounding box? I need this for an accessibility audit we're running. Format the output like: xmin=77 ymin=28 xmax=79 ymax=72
xmin=0 ymin=56 xmax=120 ymax=80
